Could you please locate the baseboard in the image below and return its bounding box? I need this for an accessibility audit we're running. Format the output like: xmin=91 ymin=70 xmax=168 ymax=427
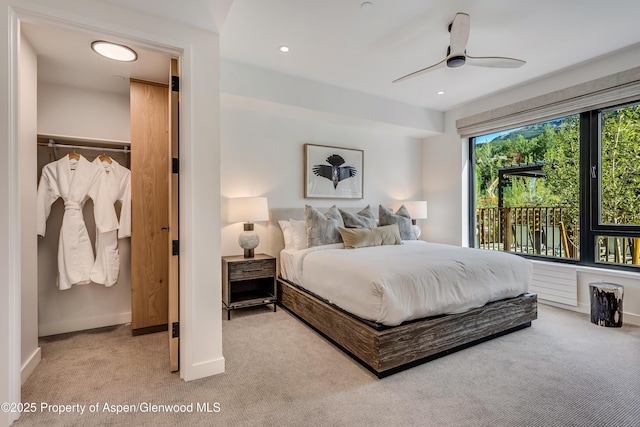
xmin=621 ymin=312 xmax=640 ymax=326
xmin=539 ymin=299 xmax=640 ymax=326
xmin=38 ymin=312 xmax=132 ymax=337
xmin=181 ymin=356 xmax=225 ymax=382
xmin=21 ymin=347 xmax=41 ymax=385
xmin=576 ymin=301 xmax=640 ymax=326
xmin=539 ymin=299 xmax=589 ymax=314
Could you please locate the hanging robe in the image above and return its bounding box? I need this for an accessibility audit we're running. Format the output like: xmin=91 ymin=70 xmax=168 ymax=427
xmin=90 ymin=157 xmax=132 ymax=286
xmin=37 ymin=154 xmax=117 ymax=290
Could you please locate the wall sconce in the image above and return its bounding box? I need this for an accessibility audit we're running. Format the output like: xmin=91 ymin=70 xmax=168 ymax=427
xmin=402 ymin=201 xmax=428 ymax=238
xmin=228 ymin=197 xmax=269 ymax=258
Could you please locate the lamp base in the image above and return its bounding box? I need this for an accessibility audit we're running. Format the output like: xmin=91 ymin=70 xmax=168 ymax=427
xmin=411 ymin=219 xmax=421 ymax=239
xmin=239 ymin=222 xmax=259 ymax=258
xmin=243 ymin=248 xmax=255 ymax=258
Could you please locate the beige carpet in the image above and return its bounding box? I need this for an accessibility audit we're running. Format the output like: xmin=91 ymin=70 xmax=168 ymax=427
xmin=17 ymin=304 xmax=640 ymax=427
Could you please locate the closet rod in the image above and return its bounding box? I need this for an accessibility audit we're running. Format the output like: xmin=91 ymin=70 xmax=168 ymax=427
xmin=39 ymin=140 xmax=130 ymax=154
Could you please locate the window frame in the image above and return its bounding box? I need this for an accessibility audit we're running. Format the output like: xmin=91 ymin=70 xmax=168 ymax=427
xmin=590 ymin=104 xmax=640 ymax=236
xmin=462 ymin=67 xmax=640 ymax=271
xmin=469 ymin=106 xmax=640 ymax=271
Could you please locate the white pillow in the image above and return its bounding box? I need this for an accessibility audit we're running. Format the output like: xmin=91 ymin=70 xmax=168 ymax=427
xmin=290 ymin=219 xmax=307 ymax=250
xmin=278 ymin=220 xmax=295 ymax=249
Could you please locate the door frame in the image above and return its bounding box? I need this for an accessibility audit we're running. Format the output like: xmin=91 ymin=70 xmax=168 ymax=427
xmin=19 ymin=13 xmax=181 ymax=354
xmin=6 ymin=5 xmax=225 ymax=422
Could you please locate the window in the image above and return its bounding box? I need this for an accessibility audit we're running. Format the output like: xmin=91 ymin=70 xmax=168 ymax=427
xmin=470 ymin=101 xmax=640 ymax=269
xmin=596 ymin=103 xmax=640 ymax=227
xmin=472 ymin=116 xmax=580 ymax=260
xmin=591 ymin=102 xmax=640 ymax=267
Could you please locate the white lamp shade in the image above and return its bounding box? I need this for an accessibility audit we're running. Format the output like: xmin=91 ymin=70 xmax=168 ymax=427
xmin=228 ymin=197 xmax=269 ymax=223
xmin=403 ymin=201 xmax=428 ymax=219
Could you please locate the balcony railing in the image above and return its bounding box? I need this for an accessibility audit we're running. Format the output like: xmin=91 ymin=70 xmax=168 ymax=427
xmin=477 ymin=206 xmax=578 ymax=258
xmin=476 ymin=206 xmax=639 ymax=266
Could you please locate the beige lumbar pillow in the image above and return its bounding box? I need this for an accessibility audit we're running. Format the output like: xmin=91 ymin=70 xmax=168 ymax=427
xmin=338 ymin=224 xmax=402 ymax=249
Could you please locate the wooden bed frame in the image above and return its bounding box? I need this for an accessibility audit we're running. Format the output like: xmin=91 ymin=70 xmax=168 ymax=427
xmin=268 ymin=208 xmax=538 ymax=378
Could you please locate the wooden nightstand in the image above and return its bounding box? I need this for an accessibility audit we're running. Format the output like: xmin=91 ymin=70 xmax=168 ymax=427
xmin=222 ymin=254 xmax=277 ymax=320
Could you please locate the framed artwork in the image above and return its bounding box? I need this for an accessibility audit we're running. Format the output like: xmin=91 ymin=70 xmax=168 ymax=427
xmin=304 ymin=143 xmax=363 ymax=199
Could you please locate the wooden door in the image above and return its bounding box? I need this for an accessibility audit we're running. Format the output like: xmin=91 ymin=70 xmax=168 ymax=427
xmin=168 ymin=59 xmax=180 ymax=371
xmin=130 ymin=79 xmax=169 ymax=335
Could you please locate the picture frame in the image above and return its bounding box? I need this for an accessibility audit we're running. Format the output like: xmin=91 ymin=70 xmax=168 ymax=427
xmin=304 ymin=143 xmax=363 ymax=199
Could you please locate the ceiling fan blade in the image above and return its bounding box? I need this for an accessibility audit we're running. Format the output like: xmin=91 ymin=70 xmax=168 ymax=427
xmin=392 ymin=58 xmax=446 ymax=83
xmin=449 ymin=12 xmax=470 ymax=56
xmin=465 ymin=55 xmax=526 ymax=68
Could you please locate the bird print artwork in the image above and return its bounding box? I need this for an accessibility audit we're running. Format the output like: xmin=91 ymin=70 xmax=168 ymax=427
xmin=312 ymin=154 xmax=357 ymax=189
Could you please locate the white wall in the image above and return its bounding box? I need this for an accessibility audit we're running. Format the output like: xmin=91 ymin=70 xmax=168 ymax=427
xmin=222 ymin=61 xmax=442 ymax=139
xmin=38 ymin=83 xmax=130 ymax=141
xmin=423 ymin=43 xmax=640 ymax=325
xmin=220 ymin=104 xmax=424 ymax=256
xmin=2 ymin=3 xmax=21 ymax=423
xmin=19 ymin=29 xmax=40 ymax=386
xmin=220 ymin=60 xmax=433 ymax=255
xmin=36 ymin=83 xmax=132 ymax=337
xmin=420 ymin=126 xmax=466 ymax=246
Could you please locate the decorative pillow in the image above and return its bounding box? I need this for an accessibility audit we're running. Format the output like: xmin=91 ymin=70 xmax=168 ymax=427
xmin=339 ymin=205 xmax=376 ymax=229
xmin=379 ymin=204 xmax=416 ymax=240
xmin=289 ymin=219 xmax=307 ymax=250
xmin=339 ymin=224 xmax=402 ymax=249
xmin=305 ymin=205 xmax=344 ymax=247
xmin=278 ymin=220 xmax=295 ymax=249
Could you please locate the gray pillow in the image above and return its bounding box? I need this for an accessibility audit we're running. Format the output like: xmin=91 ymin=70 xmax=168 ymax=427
xmin=339 ymin=205 xmax=376 ymax=229
xmin=305 ymin=205 xmax=345 ymax=247
xmin=379 ymin=204 xmax=416 ymax=240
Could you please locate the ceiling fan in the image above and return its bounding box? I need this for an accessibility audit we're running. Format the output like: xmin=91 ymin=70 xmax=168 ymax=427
xmin=393 ymin=12 xmax=526 ymax=83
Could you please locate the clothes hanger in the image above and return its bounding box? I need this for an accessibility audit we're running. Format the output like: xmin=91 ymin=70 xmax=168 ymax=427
xmin=98 ymin=153 xmax=113 ymax=164
xmin=68 ymin=150 xmax=80 ymax=161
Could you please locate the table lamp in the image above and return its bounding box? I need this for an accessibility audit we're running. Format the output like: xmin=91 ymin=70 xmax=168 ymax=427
xmin=402 ymin=201 xmax=428 ymax=238
xmin=228 ymin=197 xmax=269 ymax=257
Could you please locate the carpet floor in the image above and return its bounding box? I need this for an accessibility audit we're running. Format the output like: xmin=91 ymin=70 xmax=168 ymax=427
xmin=16 ymin=304 xmax=640 ymax=427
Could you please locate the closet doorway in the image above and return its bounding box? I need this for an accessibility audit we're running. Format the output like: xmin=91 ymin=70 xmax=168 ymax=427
xmin=22 ymin=20 xmax=180 ymax=372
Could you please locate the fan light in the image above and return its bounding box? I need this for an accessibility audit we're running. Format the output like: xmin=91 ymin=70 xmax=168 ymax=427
xmin=447 ymin=56 xmax=466 ymax=68
xmin=91 ymin=41 xmax=137 ymax=62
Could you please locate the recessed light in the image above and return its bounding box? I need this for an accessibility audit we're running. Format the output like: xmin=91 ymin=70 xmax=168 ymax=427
xmin=279 ymin=46 xmax=290 ymax=53
xmin=437 ymin=90 xmax=445 ymax=95
xmin=91 ymin=41 xmax=137 ymax=62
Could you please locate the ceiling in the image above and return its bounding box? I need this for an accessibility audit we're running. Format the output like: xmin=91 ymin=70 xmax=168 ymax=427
xmin=20 ymin=0 xmax=640 ymax=112
xmin=221 ymin=0 xmax=640 ymax=111
xmin=21 ymin=21 xmax=172 ymax=95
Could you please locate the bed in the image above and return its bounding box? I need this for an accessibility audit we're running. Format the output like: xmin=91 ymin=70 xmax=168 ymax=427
xmin=268 ymin=207 xmax=537 ymax=377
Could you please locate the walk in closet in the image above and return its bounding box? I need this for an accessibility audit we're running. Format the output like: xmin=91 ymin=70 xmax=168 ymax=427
xmin=24 ymin=21 xmax=177 ymax=366
xmin=36 ymin=134 xmax=133 ymax=337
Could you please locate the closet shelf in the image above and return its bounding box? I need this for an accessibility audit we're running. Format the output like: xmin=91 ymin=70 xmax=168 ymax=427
xmin=37 ymin=133 xmax=130 ymax=148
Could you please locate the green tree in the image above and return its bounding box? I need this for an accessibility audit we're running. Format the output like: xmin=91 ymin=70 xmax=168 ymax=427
xmin=475 ymin=107 xmax=640 ymax=258
xmin=475 ymin=141 xmax=507 ymax=208
xmin=600 ymin=104 xmax=640 ymax=225
xmin=542 ymin=116 xmax=580 ymax=230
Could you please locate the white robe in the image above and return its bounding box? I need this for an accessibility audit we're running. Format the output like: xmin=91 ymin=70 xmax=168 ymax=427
xmin=90 ymin=157 xmax=132 ymax=286
xmin=37 ymin=155 xmax=116 ymax=290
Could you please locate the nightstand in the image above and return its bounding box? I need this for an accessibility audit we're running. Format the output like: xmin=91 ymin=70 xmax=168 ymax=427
xmin=222 ymin=254 xmax=277 ymax=320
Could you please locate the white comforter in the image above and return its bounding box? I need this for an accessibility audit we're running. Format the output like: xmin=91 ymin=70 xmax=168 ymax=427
xmin=281 ymin=241 xmax=532 ymax=326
